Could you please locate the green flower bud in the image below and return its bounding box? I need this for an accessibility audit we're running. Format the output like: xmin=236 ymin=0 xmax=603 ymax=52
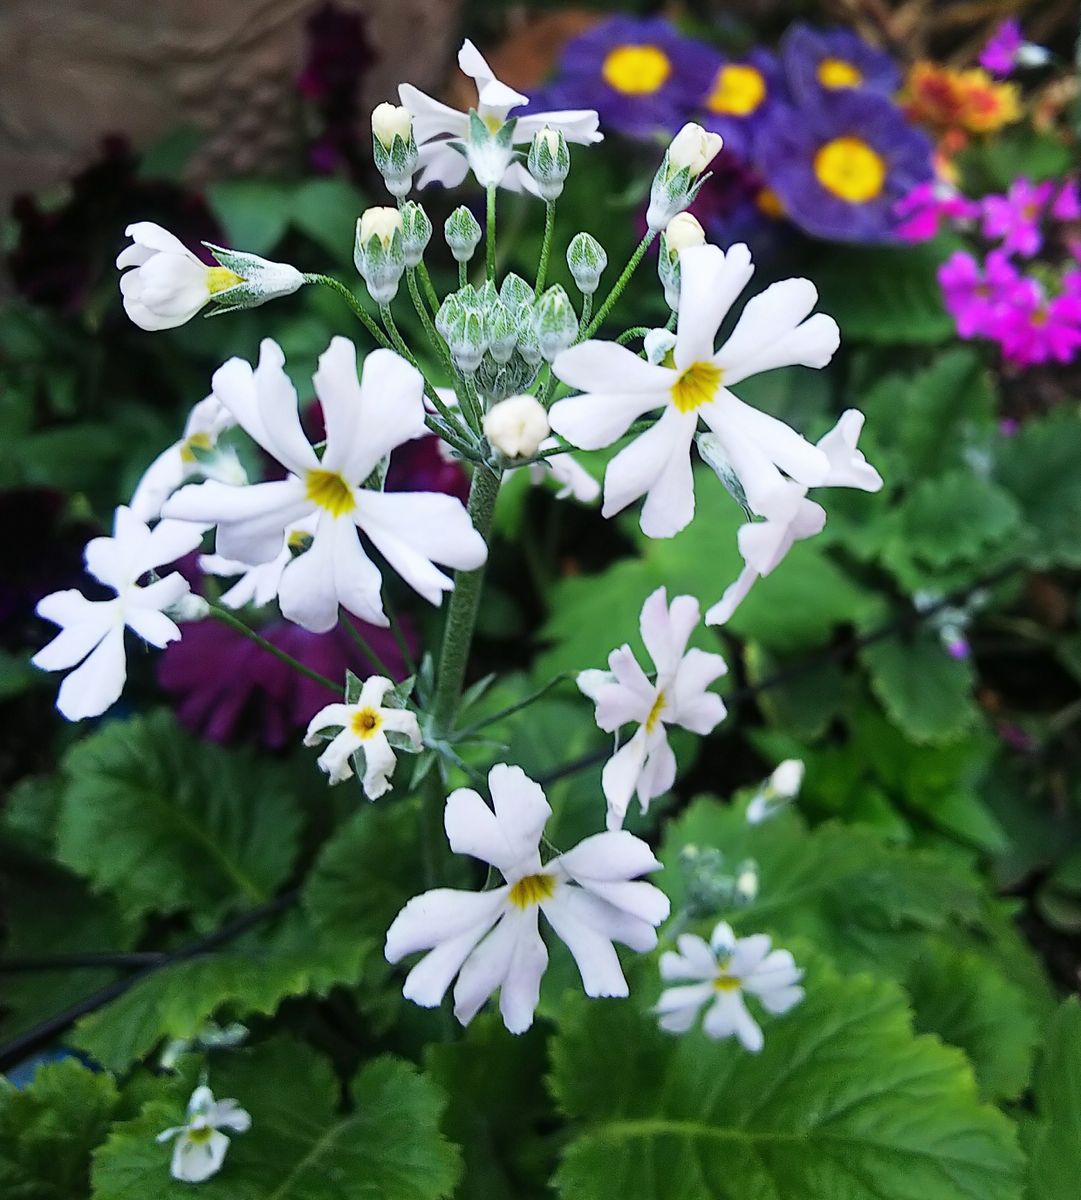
xmin=445 ymin=205 xmax=483 ymax=263
xmin=527 ymin=126 xmax=571 ymax=202
xmin=354 ymin=207 xmax=406 ymax=303
xmin=371 ymin=103 xmax=418 ymax=198
xmin=566 ymin=232 xmax=608 ymax=296
xmin=399 ymin=201 xmax=432 ymax=268
xmin=533 ymin=284 xmax=579 ymax=362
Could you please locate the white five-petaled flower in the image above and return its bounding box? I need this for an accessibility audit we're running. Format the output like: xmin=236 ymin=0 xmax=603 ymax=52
xmin=399 ymin=39 xmax=602 ymax=192
xmin=655 ymin=922 xmax=804 ymax=1051
xmin=549 ymin=242 xmax=841 ymax=538
xmin=161 ymin=337 xmax=487 ymax=633
xmin=304 ymin=676 xmax=422 ymax=798
xmin=199 ymin=518 xmax=316 ymax=611
xmin=578 ymin=588 xmax=727 ymax=831
xmin=33 ymin=507 xmax=203 ymax=721
xmin=705 ymin=410 xmax=882 ymax=626
xmin=157 ymin=1084 xmax=251 ymax=1183
xmin=130 ymin=395 xmax=245 ymax=523
xmin=385 ymin=764 xmax=670 ymax=1034
xmin=117 ymin=222 xmax=302 ymax=331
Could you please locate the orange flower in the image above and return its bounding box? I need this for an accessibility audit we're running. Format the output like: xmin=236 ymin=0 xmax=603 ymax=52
xmin=957 ymin=68 xmax=1020 ymax=133
xmin=901 ymin=61 xmax=1019 ymax=135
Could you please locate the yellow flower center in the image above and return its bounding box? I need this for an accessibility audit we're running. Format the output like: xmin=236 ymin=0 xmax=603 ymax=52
xmin=351 ymin=707 xmax=382 ymax=739
xmin=206 ymin=266 xmax=244 ymax=295
xmin=179 ymin=432 xmax=213 ymax=464
xmin=602 ymin=45 xmax=671 ymax=96
xmin=817 ymin=58 xmax=863 ymax=89
xmin=186 ymin=1126 xmax=214 ymax=1144
xmin=305 ymin=469 xmax=355 ymax=517
xmin=645 ymin=690 xmax=666 ymax=734
xmin=756 ymin=187 xmax=785 ymax=218
xmin=670 ymin=362 xmax=722 ymax=413
xmin=713 ymin=974 xmax=742 ymax=992
xmin=813 ymin=136 xmax=886 ymax=203
xmin=508 ymin=872 xmax=557 ymax=910
xmin=707 ymin=65 xmax=766 ymax=116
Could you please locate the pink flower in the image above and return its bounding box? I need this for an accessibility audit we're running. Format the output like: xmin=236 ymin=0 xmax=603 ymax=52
xmin=994 ymin=280 xmax=1081 ymax=367
xmin=938 ymin=249 xmax=1022 ymax=339
xmin=982 ymin=179 xmax=1055 ymax=257
xmin=1051 ymin=179 xmax=1081 ymax=222
xmin=893 ymin=181 xmax=979 ymax=243
xmin=978 ymin=19 xmax=1023 ymax=78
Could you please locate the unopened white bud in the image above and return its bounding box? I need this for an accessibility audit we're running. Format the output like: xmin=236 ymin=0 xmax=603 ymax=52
xmin=358 ymin=206 xmax=403 ymax=249
xmin=664 ymin=213 xmax=706 ymax=256
xmin=445 ymin=206 xmax=483 ymax=263
xmin=527 ymin=126 xmax=571 ymax=201
xmin=371 ymin=102 xmax=413 ymax=148
xmin=668 ymin=123 xmax=723 ymax=176
xmin=646 ymin=124 xmax=723 ymax=232
xmin=483 ymin=395 xmax=550 ymax=459
xmin=770 ymin=758 xmax=804 ymax=798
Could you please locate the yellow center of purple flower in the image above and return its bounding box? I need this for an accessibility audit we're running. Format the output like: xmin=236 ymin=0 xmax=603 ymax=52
xmin=602 ymin=45 xmax=671 ymax=95
xmin=814 ymin=136 xmax=886 ymax=203
xmin=817 ymin=58 xmax=863 ymax=89
xmin=671 ymin=362 xmax=722 ymax=413
xmin=508 ymin=873 xmax=556 ymax=909
xmin=206 ymin=266 xmax=244 ymax=295
xmin=351 ymin=707 xmax=382 ymax=739
xmin=305 ymin=468 xmax=356 ymax=517
xmin=179 ymin=432 xmax=213 ymax=464
xmin=645 ymin=690 xmax=666 ymax=734
xmin=756 ymin=187 xmax=785 ymax=218
xmin=707 ymin=65 xmax=767 ymax=116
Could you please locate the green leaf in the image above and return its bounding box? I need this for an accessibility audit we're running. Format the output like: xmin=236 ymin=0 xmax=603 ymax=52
xmin=861 ymin=633 xmax=978 ymax=744
xmin=56 ymin=711 xmax=302 ymax=927
xmin=206 ymin=180 xmax=293 ymax=256
xmin=70 ymin=911 xmax=367 ymax=1071
xmin=92 ymin=1039 xmax=461 ymax=1199
xmin=1027 ymin=999 xmax=1081 ymax=1200
xmin=550 ymin=962 xmax=1024 ymax=1200
xmin=995 ymin=410 xmax=1081 ymax=568
xmin=895 ymin=470 xmax=1021 ymax=570
xmin=291 ymin=177 xmax=366 ymax=264
xmin=0 ymin=1058 xmax=119 ymax=1199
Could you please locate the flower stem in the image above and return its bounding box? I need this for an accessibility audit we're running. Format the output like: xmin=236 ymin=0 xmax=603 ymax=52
xmin=535 ymin=200 xmax=556 ymax=292
xmin=417 ymin=262 xmax=441 ymax=314
xmin=580 ymin=292 xmax=593 ymax=329
xmin=305 ymin=273 xmax=392 ymax=350
xmin=485 ymin=186 xmax=497 ymax=282
xmin=579 ymin=230 xmax=656 ymax=341
xmin=207 ymin=604 xmax=340 ymax=694
xmin=342 ymin=612 xmax=396 ymax=679
xmin=431 ymin=463 xmax=502 ymax=732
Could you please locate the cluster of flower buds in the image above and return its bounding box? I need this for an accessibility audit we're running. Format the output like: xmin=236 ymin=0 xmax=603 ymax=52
xmin=354 ymin=207 xmax=406 ymax=303
xmin=646 ymin=122 xmax=724 ymax=232
xmin=678 ymin=845 xmax=761 ymax=915
xmin=567 ymin=231 xmax=608 ymax=296
xmin=527 ymin=127 xmax=571 ymax=201
xmin=371 ymin=103 xmax=418 ymax=198
xmin=657 ymin=213 xmax=707 ymax=311
xmin=436 ymin=283 xmax=490 ymax=372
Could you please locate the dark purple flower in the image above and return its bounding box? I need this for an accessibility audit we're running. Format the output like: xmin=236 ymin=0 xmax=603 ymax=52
xmin=697 ymin=48 xmax=785 ymax=162
xmin=544 ymin=16 xmax=717 ymax=138
xmin=755 ymin=91 xmax=933 ymax=243
xmin=158 ymin=616 xmax=415 ymax=748
xmin=780 ymin=23 xmax=900 ymax=107
xmin=978 ymin=19 xmax=1023 ymax=78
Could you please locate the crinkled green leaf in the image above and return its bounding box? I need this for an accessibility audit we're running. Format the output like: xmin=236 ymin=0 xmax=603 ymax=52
xmin=0 ymin=1058 xmax=119 ymax=1200
xmin=861 ymin=633 xmax=978 ymax=744
xmin=56 ymin=710 xmax=302 ymax=926
xmin=92 ymin=1039 xmax=461 ymax=1200
xmin=550 ymin=963 xmax=1024 ymax=1200
xmin=1026 ymin=998 xmax=1081 ymax=1199
xmin=895 ymin=470 xmax=1021 ymax=570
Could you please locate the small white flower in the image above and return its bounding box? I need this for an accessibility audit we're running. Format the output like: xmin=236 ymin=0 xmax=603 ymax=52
xmin=578 ymin=588 xmax=727 ymax=830
xmin=385 ymin=763 xmax=670 ymax=1034
xmin=358 ymin=206 xmax=403 ymax=248
xmin=705 ymin=410 xmax=882 ymax=625
xmin=372 ymin=102 xmax=413 ymax=148
xmin=667 ymin=122 xmax=724 ymax=176
xmin=483 ymin=395 xmax=550 ymax=459
xmin=304 ymin=676 xmax=422 ymax=798
xmin=550 ymin=243 xmax=840 ymax=539
xmin=664 ymin=212 xmax=706 ymax=255
xmin=32 ymin=507 xmax=203 ymax=721
xmin=199 ymin=519 xmax=315 ymax=610
xmin=117 ymin=222 xmax=302 ymax=331
xmin=161 ymin=337 xmax=487 ymax=633
xmin=527 ymin=438 xmax=600 ymax=503
xmin=656 ymin=922 xmax=803 ymax=1051
xmin=770 ymin=758 xmax=804 ymax=799
xmin=157 ymin=1084 xmax=251 ymax=1183
xmin=130 ymin=395 xmax=244 ymax=523
xmin=399 ymin=39 xmax=601 ymax=193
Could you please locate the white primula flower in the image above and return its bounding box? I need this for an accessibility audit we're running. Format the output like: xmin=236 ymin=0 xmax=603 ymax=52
xmin=399 ymin=39 xmax=601 ymax=192
xmin=161 ymin=337 xmax=487 ymax=633
xmin=747 ymin=758 xmax=805 ymax=824
xmin=33 ymin=507 xmax=203 ymax=721
xmin=199 ymin=518 xmax=316 ymax=610
xmin=549 ymin=242 xmax=841 ymax=538
xmin=655 ymin=922 xmax=804 ymax=1051
xmin=385 ymin=763 xmax=670 ymax=1034
xmin=705 ymin=410 xmax=882 ymax=625
xmin=117 ymin=222 xmax=302 ymax=331
xmin=527 ymin=438 xmax=600 ymax=503
xmin=483 ymin=394 xmax=550 ymax=459
xmin=578 ymin=588 xmax=727 ymax=830
xmin=157 ymin=1084 xmax=251 ymax=1183
xmin=304 ymin=676 xmax=422 ymax=798
xmin=130 ymin=395 xmax=245 ymax=523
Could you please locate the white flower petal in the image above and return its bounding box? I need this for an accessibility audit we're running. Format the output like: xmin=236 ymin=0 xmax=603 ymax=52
xmin=514 ymin=109 xmax=602 ymax=146
xmin=601 ymin=728 xmax=649 ymax=831
xmin=397 ymin=82 xmax=470 ymax=144
xmin=386 ymin=887 xmax=508 ymax=962
xmin=704 ymin=990 xmax=763 ymax=1050
xmin=171 ymin=1130 xmax=230 ymax=1183
xmin=660 ymin=934 xmax=717 ymax=981
xmin=498 ymin=911 xmax=548 ymax=1034
xmin=602 ymin=408 xmax=697 ymax=537
xmin=554 ymin=829 xmax=662 ymax=883
xmin=452 ymin=909 xmax=529 ymax=1029
xmin=164 ymin=478 xmax=310 ymax=566
xmin=124 ymin=605 xmax=182 ymax=650
xmin=279 ymin=515 xmax=385 ymax=633
xmin=55 ymin=623 xmax=127 ymax=721
xmin=250 ymin=339 xmax=319 ymax=476
xmin=705 ymin=564 xmax=757 ymax=626
xmin=540 ymin=889 xmax=629 ymax=998
xmin=553 ymin=340 xmax=674 ymax=396
xmin=636 ymin=733 xmax=676 ymax=810
xmin=640 ymin=588 xmax=698 ymax=679
xmin=674 ymin=243 xmax=754 ymax=369
xmin=360 ymin=731 xmax=399 ymax=800
xmin=403 ymin=923 xmax=494 ymax=1009
xmin=32 ymin=593 xmax=115 ymax=671
xmin=414 ymin=140 xmax=472 ymax=189
xmin=818 ymin=409 xmax=883 ymax=491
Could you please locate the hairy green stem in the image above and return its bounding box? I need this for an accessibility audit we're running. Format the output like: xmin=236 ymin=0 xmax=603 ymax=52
xmin=305 ymin=274 xmax=392 ymax=349
xmin=486 ymin=186 xmax=497 ymax=281
xmin=580 ymin=292 xmax=593 ymax=330
xmin=579 ymin=230 xmax=656 ymax=341
xmin=342 ymin=613 xmax=396 ymax=679
xmin=208 ymin=604 xmax=339 ymax=694
xmin=535 ymin=200 xmax=556 ymax=292
xmin=417 ymin=262 xmax=441 ymax=314
xmin=616 ymin=325 xmax=651 ymax=346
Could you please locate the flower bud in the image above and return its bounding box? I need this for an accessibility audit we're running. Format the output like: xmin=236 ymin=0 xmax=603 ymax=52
xmin=499 ymin=272 xmax=535 ymax=315
xmin=371 ymin=103 xmax=418 ymax=197
xmin=354 ymin=207 xmax=406 ymax=303
xmin=643 ymin=327 xmax=677 ymax=366
xmin=533 ymin=285 xmax=579 ymax=362
xmin=527 ymin=126 xmax=571 ymax=202
xmin=483 ymin=395 xmax=550 ymax=459
xmin=486 ymin=298 xmax=518 ymax=364
xmin=770 ymin=759 xmax=804 ymax=799
xmin=733 ymin=859 xmax=759 ymax=905
xmin=438 ymin=285 xmax=489 ymax=373
xmin=567 ymin=232 xmax=607 ymax=296
xmin=657 ymin=215 xmax=705 ymax=311
xmin=668 ymin=122 xmax=723 ymax=177
xmin=399 ymin=201 xmax=432 ymax=268
xmin=445 ymin=205 xmax=483 ymax=263
xmin=371 ymin=102 xmax=412 ymax=148
xmin=646 ymin=123 xmax=723 ymax=231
